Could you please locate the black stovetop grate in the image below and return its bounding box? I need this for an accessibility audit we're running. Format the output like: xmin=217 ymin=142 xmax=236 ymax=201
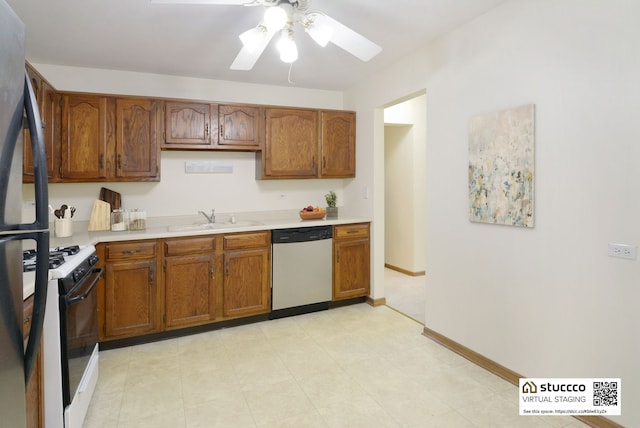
xmin=22 ymin=245 xmax=81 ymax=272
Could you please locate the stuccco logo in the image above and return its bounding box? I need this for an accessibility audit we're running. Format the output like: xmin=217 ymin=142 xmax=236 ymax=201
xmin=522 ymin=381 xmax=537 ymax=394
xmin=540 ymin=383 xmax=586 ymax=392
xmin=522 ymin=380 xmax=586 ymax=393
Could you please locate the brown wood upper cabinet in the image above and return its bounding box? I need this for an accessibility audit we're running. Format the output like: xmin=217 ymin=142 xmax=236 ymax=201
xmin=60 ymin=94 xmax=110 ymax=180
xmin=162 ymin=102 xmax=262 ymax=151
xmin=115 ymin=97 xmax=160 ymax=180
xmin=24 ymin=65 xmax=61 ymax=182
xmin=59 ymin=94 xmax=160 ymax=182
xmin=320 ymin=110 xmax=355 ymax=178
xmin=258 ymin=108 xmax=319 ymax=178
xmin=257 ymin=108 xmax=355 ymax=179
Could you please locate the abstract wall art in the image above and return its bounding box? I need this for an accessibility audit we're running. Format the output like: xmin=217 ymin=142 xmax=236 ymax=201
xmin=468 ymin=104 xmax=535 ymax=227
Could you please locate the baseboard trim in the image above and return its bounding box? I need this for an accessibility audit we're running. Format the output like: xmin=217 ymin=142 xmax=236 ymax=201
xmin=366 ymin=296 xmax=386 ymax=307
xmin=384 ymin=263 xmax=425 ymax=277
xmin=421 ymin=326 xmax=624 ymax=428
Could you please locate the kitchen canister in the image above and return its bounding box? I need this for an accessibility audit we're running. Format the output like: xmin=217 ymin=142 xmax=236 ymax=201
xmin=129 ymin=209 xmax=147 ymax=231
xmin=110 ymin=209 xmax=129 ymax=232
xmin=54 ymin=218 xmax=73 ymax=238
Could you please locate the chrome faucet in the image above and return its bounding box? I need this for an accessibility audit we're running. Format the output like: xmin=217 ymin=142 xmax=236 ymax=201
xmin=198 ymin=209 xmax=215 ymax=223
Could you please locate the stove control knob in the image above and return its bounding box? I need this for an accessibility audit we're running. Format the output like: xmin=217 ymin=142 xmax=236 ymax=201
xmin=73 ymin=267 xmax=86 ymax=282
xmin=88 ymin=254 xmax=99 ymax=266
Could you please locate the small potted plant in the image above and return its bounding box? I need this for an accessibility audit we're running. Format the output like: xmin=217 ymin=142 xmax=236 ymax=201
xmin=325 ymin=190 xmax=338 ymax=218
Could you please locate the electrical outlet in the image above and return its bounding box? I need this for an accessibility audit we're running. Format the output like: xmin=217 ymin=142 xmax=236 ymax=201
xmin=608 ymin=243 xmax=637 ymax=260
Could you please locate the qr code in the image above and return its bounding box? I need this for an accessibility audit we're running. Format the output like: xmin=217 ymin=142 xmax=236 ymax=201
xmin=593 ymin=381 xmax=618 ymax=406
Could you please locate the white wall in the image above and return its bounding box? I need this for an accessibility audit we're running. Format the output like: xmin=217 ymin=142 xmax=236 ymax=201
xmin=345 ymin=0 xmax=639 ymax=426
xmin=24 ymin=65 xmax=349 ymax=221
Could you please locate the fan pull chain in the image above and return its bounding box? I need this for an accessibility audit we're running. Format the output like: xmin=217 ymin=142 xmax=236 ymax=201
xmin=288 ymin=62 xmax=296 ymax=85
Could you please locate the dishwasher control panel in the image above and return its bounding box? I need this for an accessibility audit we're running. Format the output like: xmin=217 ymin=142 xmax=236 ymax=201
xmin=272 ymin=225 xmax=333 ymax=243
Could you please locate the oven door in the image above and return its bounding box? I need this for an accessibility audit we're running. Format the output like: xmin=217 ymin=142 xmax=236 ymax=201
xmin=59 ymin=267 xmax=103 ymax=406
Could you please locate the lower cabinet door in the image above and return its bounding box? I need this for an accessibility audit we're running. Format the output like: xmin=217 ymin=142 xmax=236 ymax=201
xmin=333 ymin=238 xmax=370 ymax=300
xmin=222 ymin=248 xmax=270 ymax=318
xmin=164 ymin=254 xmax=216 ymax=329
xmin=104 ymin=259 xmax=159 ymax=339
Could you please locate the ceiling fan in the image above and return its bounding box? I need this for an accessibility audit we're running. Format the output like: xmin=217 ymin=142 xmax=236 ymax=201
xmin=151 ymin=0 xmax=382 ymax=70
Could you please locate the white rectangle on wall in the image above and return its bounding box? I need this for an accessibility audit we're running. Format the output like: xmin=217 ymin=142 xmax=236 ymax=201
xmin=185 ymin=161 xmax=233 ymax=174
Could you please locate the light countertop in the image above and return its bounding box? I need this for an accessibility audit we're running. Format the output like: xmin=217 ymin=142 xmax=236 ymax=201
xmin=24 ymin=210 xmax=370 ymax=300
xmin=50 ymin=209 xmax=371 ymax=248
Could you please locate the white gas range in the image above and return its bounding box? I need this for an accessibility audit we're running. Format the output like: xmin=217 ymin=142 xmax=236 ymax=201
xmin=24 ymin=245 xmax=102 ymax=428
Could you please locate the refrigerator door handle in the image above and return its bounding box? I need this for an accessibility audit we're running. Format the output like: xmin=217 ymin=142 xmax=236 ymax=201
xmin=22 ymin=73 xmax=50 ymax=382
xmin=23 ymin=231 xmax=49 ymax=382
xmin=21 ymin=71 xmax=49 ymax=231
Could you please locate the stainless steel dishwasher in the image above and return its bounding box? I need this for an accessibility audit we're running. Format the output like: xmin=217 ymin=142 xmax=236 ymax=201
xmin=271 ymin=225 xmax=333 ymax=318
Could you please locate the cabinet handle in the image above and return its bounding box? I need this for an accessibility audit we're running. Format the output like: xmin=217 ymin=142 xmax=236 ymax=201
xmin=210 ymin=263 xmax=214 ymax=279
xmin=121 ymin=249 xmax=140 ymax=256
xmin=205 ymin=123 xmax=209 ymax=137
xmin=149 ymin=267 xmax=155 ymax=286
xmin=225 ymin=261 xmax=229 ymax=277
xmin=347 ymin=229 xmax=359 ymax=234
xmin=220 ymin=123 xmax=224 ymax=138
xmin=337 ymin=249 xmax=340 ymax=264
xmin=99 ymin=154 xmax=104 ymax=169
xmin=117 ymin=154 xmax=122 ymax=170
xmin=323 ymin=156 xmax=326 ymax=169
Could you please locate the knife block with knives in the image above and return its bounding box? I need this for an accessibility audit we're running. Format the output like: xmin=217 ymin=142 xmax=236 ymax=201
xmin=88 ymin=187 xmax=121 ymax=231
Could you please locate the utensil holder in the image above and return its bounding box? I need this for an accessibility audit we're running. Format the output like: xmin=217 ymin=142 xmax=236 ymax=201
xmin=54 ymin=218 xmax=73 ymax=238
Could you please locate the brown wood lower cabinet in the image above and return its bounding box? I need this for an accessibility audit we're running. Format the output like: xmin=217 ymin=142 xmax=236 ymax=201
xmin=24 ymin=296 xmax=43 ymax=428
xmin=163 ymin=236 xmax=217 ymax=329
xmin=222 ymin=232 xmax=271 ymax=318
xmin=333 ymin=223 xmax=371 ymax=300
xmin=98 ymin=240 xmax=160 ymax=341
xmin=97 ymin=231 xmax=271 ymax=342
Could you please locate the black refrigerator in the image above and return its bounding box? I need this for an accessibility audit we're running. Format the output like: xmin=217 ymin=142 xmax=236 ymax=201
xmin=0 ymin=0 xmax=50 ymax=427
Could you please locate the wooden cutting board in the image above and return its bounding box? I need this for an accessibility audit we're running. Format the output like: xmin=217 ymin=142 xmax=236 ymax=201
xmin=99 ymin=187 xmax=121 ymax=212
xmin=88 ymin=200 xmax=111 ymax=231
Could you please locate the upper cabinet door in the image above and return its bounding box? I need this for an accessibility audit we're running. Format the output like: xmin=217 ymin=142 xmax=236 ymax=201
xmin=261 ymin=108 xmax=318 ymax=178
xmin=60 ymin=94 xmax=109 ymax=180
xmin=24 ymin=73 xmax=60 ymax=182
xmin=115 ymin=98 xmax=160 ymax=180
xmin=320 ymin=111 xmax=355 ymax=178
xmin=217 ymin=105 xmax=262 ymax=150
xmin=163 ymin=102 xmax=216 ymax=149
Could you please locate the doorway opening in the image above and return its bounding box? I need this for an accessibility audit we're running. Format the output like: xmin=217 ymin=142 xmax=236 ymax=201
xmin=383 ymin=92 xmax=427 ymax=323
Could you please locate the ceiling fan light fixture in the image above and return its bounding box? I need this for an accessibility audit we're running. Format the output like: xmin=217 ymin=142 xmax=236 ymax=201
xmin=307 ymin=23 xmax=333 ymax=47
xmin=277 ymin=29 xmax=298 ymax=63
xmin=264 ymin=6 xmax=288 ymax=31
xmin=239 ymin=25 xmax=267 ymax=52
xmin=304 ymin=14 xmax=333 ymax=47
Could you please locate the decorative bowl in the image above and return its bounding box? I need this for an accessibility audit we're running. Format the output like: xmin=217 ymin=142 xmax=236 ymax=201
xmin=299 ymin=210 xmax=326 ymax=220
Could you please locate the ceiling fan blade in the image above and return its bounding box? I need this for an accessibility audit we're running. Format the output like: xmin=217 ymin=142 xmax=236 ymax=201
xmin=316 ymin=14 xmax=382 ymax=62
xmin=150 ymin=0 xmax=255 ymax=5
xmin=230 ymin=28 xmax=276 ymax=70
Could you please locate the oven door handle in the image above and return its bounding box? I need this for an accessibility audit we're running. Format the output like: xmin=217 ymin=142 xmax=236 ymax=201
xmin=65 ymin=268 xmax=103 ymax=306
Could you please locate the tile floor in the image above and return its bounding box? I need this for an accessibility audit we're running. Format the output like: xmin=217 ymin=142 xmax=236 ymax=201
xmin=383 ymin=268 xmax=427 ymax=323
xmin=83 ymin=303 xmax=587 ymax=428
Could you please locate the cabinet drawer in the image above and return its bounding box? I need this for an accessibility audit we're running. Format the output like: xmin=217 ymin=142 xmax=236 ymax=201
xmin=334 ymin=223 xmax=370 ymax=240
xmin=106 ymin=241 xmax=157 ymax=261
xmin=223 ymin=231 xmax=270 ymax=250
xmin=164 ymin=237 xmax=216 ymax=256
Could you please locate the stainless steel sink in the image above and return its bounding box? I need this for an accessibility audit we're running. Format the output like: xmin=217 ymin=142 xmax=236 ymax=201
xmin=167 ymin=220 xmax=263 ymax=232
